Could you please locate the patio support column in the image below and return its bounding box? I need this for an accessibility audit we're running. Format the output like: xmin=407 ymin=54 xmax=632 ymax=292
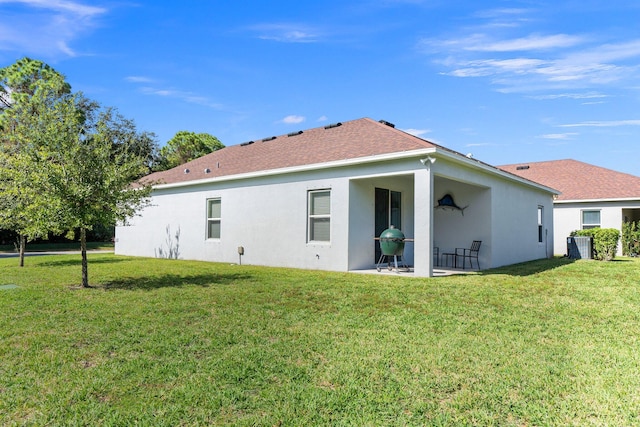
xmin=413 ymin=165 xmax=433 ymax=277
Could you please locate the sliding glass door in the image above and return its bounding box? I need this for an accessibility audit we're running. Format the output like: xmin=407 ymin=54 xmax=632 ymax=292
xmin=374 ymin=187 xmax=401 ymax=262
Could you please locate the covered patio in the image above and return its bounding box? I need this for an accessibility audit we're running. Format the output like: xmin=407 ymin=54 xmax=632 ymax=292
xmin=347 ymin=165 xmax=492 ymax=278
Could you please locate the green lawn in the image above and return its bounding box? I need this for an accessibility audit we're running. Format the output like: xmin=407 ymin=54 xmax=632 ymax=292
xmin=1 ymin=255 xmax=639 ymax=426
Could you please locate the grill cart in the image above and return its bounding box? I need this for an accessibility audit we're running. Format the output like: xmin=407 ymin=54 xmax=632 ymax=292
xmin=376 ymin=225 xmax=411 ymax=273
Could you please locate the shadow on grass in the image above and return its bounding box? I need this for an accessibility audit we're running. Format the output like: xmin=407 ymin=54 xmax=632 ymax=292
xmin=36 ymin=257 xmax=135 ymax=267
xmin=480 ymin=256 xmax=577 ymax=277
xmin=100 ymin=272 xmax=254 ymax=291
xmin=0 ymin=243 xmax=114 ymax=252
xmin=487 ymin=256 xmax=639 ymax=276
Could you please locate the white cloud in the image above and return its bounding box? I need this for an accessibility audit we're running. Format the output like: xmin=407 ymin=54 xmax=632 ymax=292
xmin=460 ymin=34 xmax=583 ymax=52
xmin=446 ymin=57 xmax=547 ymax=78
xmin=471 ymin=7 xmax=534 ymax=29
xmin=126 ymin=76 xmax=156 ymax=83
xmin=317 ymin=115 xmax=328 ymax=122
xmin=568 ymin=39 xmax=640 ymax=65
xmin=281 ymin=115 xmax=306 ymax=124
xmin=129 ymin=77 xmax=226 ymax=110
xmin=474 ymin=8 xmax=530 ymax=19
xmin=57 ymin=40 xmax=76 ymax=56
xmin=0 ymin=0 xmax=106 ymax=57
xmin=141 ymin=88 xmax=172 ymax=97
xmin=438 ymin=40 xmax=640 ymax=92
xmin=465 ymin=142 xmax=496 ymax=147
xmin=249 ymin=23 xmax=320 ymax=43
xmin=138 ymin=86 xmax=223 ymax=109
xmin=0 ymin=0 xmax=105 ymax=16
xmin=529 ymin=92 xmax=607 ymax=100
xmin=559 ymin=120 xmax=640 ymax=128
xmin=403 ymin=128 xmax=431 ymax=137
xmin=421 ymin=7 xmax=640 ymax=95
xmin=539 ymin=133 xmax=578 ymax=140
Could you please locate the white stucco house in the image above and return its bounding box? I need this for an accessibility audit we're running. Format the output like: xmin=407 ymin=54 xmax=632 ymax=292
xmin=500 ymin=159 xmax=640 ymax=256
xmin=115 ymin=118 xmax=557 ymax=277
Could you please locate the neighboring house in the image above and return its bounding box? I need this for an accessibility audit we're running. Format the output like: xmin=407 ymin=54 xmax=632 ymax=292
xmin=115 ymin=118 xmax=556 ymax=277
xmin=500 ymin=159 xmax=640 ymax=256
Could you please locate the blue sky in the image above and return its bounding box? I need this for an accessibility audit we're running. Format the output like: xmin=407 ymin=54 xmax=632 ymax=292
xmin=1 ymin=0 xmax=639 ymax=176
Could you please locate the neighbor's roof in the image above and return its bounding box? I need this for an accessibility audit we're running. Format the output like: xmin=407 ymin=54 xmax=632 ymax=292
xmin=144 ymin=118 xmax=439 ymax=186
xmin=499 ymin=159 xmax=640 ymax=201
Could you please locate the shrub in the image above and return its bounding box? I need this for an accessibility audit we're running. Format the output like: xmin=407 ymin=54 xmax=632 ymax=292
xmin=572 ymin=228 xmax=620 ymax=261
xmin=622 ymin=221 xmax=640 ymax=257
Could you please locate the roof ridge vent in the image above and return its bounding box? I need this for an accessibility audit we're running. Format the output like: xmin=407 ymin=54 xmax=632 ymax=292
xmin=516 ymin=165 xmax=530 ymax=170
xmin=379 ymin=120 xmax=395 ymax=128
xmin=287 ymin=130 xmax=303 ymax=137
xmin=324 ymin=122 xmax=342 ymax=130
xmin=240 ymin=140 xmax=254 ymax=147
xmin=262 ymin=136 xmax=276 ymax=142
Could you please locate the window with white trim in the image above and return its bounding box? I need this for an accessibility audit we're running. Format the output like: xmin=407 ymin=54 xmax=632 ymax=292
xmin=207 ymin=198 xmax=221 ymax=239
xmin=538 ymin=206 xmax=544 ymax=243
xmin=308 ymin=190 xmax=331 ymax=242
xmin=582 ymin=210 xmax=601 ymax=230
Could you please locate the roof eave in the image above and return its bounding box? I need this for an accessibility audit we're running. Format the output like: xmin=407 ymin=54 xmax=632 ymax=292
xmin=153 ymin=147 xmax=561 ymax=195
xmin=151 ymin=145 xmax=559 ymax=195
xmin=436 ymin=150 xmax=560 ymax=195
xmin=152 ymin=147 xmax=438 ymax=190
xmin=554 ymin=197 xmax=640 ymax=204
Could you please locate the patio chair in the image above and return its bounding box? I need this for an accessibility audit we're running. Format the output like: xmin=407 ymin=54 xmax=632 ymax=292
xmin=455 ymin=240 xmax=481 ymax=270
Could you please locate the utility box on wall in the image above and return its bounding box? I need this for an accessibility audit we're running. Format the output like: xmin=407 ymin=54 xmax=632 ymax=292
xmin=567 ymin=236 xmax=593 ymax=259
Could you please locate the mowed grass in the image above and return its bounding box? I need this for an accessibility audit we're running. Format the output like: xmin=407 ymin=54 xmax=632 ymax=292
xmin=1 ymin=255 xmax=640 ymax=426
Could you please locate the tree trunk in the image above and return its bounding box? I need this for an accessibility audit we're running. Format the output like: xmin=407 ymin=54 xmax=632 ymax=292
xmin=81 ymin=228 xmax=89 ymax=288
xmin=19 ymin=234 xmax=26 ymax=267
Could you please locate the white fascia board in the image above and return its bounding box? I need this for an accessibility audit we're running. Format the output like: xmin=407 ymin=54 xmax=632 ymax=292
xmin=152 ymin=146 xmax=558 ymax=195
xmin=554 ymin=197 xmax=640 ymax=204
xmin=434 ymin=149 xmax=560 ymax=196
xmin=152 ymin=148 xmax=438 ymax=190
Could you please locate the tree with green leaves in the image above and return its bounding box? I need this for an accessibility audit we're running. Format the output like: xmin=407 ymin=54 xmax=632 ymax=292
xmin=0 ymin=58 xmax=155 ymax=286
xmin=0 ymin=58 xmax=71 ymax=265
xmin=156 ymin=130 xmax=224 ymax=171
xmin=41 ymin=101 xmax=154 ymax=287
xmin=0 ymin=57 xmax=70 ymax=112
xmin=0 ymin=148 xmax=49 ymax=266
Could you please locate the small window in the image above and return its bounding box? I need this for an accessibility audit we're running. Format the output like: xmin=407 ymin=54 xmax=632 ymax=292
xmin=308 ymin=190 xmax=330 ymax=242
xmin=538 ymin=206 xmax=544 ymax=243
xmin=207 ymin=198 xmax=221 ymax=239
xmin=582 ymin=210 xmax=601 ymax=229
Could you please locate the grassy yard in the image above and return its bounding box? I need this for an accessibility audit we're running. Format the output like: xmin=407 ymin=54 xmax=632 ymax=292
xmin=1 ymin=255 xmax=639 ymax=426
